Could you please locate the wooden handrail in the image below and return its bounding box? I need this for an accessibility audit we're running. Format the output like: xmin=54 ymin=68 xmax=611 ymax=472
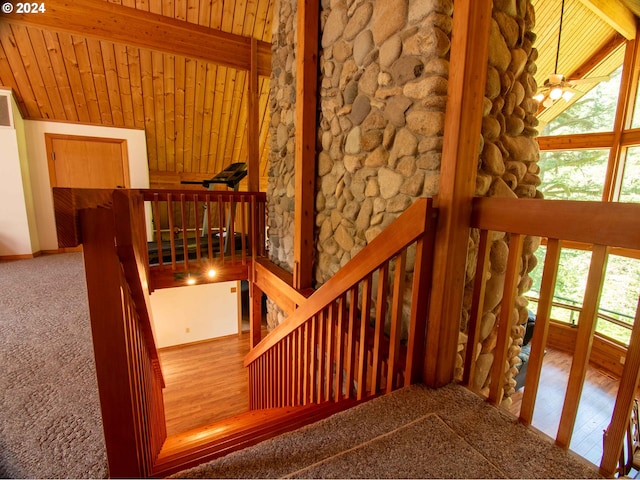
xmin=464 ymin=196 xmax=640 ymax=477
xmin=246 ymin=198 xmax=436 ymax=364
xmin=245 ymin=198 xmax=437 ymax=409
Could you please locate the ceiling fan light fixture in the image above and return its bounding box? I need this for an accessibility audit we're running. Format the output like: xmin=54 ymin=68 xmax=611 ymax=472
xmin=549 ymin=86 xmax=563 ymax=100
xmin=533 ymin=92 xmax=545 ymax=102
xmin=562 ymin=90 xmax=575 ymax=101
xmin=543 ymin=97 xmax=555 ymax=108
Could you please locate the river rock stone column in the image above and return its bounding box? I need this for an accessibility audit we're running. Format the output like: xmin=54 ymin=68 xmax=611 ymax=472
xmin=266 ymin=0 xmax=298 ymax=330
xmin=266 ymin=0 xmax=542 ymax=405
xmin=460 ymin=0 xmax=542 ymax=407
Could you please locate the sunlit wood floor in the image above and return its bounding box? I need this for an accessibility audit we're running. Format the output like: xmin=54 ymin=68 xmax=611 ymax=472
xmin=160 ymin=333 xmax=624 ymax=467
xmin=159 ymin=329 xmax=259 ymax=436
xmin=507 ymin=348 xmax=621 ymax=468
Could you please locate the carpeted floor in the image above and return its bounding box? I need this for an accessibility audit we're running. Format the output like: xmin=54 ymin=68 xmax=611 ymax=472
xmin=0 ymin=253 xmax=603 ymax=479
xmin=0 ymin=253 xmax=108 ymax=479
xmin=172 ymin=384 xmax=602 ymax=479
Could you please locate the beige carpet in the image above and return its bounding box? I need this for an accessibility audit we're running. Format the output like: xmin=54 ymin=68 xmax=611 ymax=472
xmin=173 ymin=384 xmax=603 ymax=479
xmin=0 ymin=253 xmax=108 ymax=478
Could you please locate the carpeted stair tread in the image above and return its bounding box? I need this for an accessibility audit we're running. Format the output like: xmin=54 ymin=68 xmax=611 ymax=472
xmin=172 ymin=384 xmax=603 ymax=479
xmin=154 ymin=400 xmax=359 ymax=477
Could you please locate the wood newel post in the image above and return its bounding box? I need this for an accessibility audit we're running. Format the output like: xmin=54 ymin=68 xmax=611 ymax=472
xmin=80 ymin=206 xmax=145 ymax=478
xmin=250 ymin=282 xmax=264 ymax=348
xmin=293 ymin=0 xmax=319 ymax=290
xmin=423 ymin=0 xmax=492 ymax=387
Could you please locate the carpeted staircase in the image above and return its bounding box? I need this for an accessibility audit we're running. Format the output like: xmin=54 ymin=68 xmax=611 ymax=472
xmin=171 ymin=384 xmax=602 ymax=479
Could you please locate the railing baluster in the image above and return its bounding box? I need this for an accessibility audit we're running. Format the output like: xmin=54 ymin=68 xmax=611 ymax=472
xmin=357 ymin=275 xmax=373 ymax=400
xmin=230 ymin=194 xmax=236 ymax=264
xmin=462 ymin=229 xmax=491 ymax=390
xmin=218 ymin=198 xmax=225 ymax=265
xmin=557 ymin=244 xmax=609 ymax=448
xmin=180 ymin=194 xmax=189 ymax=271
xmin=488 ymin=233 xmax=524 ymax=406
xmin=240 ymin=196 xmax=247 ymax=265
xmin=167 ymin=194 xmax=176 ymax=270
xmin=326 ymin=304 xmax=336 ymax=402
xmin=309 ymin=315 xmax=317 ymax=403
xmin=387 ymin=251 xmax=406 ymax=393
xmin=152 ymin=194 xmax=163 ymax=267
xmin=335 ymin=294 xmax=346 ymax=402
xmin=372 ymin=263 xmax=389 ymax=394
xmin=317 ymin=310 xmax=326 ymax=403
xmin=520 ymin=238 xmax=561 ymax=425
xmin=193 ymin=194 xmax=201 ymax=263
xmin=206 ymin=194 xmax=213 ymax=261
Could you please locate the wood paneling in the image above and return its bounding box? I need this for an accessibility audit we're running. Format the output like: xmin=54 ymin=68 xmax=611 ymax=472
xmin=0 ymin=0 xmax=274 ymax=191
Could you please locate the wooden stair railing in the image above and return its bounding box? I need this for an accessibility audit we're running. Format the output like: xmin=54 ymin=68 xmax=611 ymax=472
xmin=245 ymin=198 xmax=438 ymax=409
xmin=140 ymin=190 xmax=267 ymax=290
xmin=462 ymin=197 xmax=640 ymax=477
xmin=78 ymin=189 xmax=167 ymax=477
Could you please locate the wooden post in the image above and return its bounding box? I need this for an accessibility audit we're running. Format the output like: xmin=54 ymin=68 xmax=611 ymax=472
xmin=247 ymin=38 xmax=260 ymax=192
xmin=423 ymin=0 xmax=492 ymax=387
xmin=556 ymin=244 xmax=609 ymax=448
xmin=600 ymin=296 xmax=640 ymax=476
xmin=249 ymin=282 xmax=263 ymax=348
xmin=293 ymin=0 xmax=319 ymax=290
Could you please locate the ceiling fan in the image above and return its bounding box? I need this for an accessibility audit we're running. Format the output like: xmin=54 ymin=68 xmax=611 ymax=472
xmin=534 ymin=0 xmax=610 ymax=108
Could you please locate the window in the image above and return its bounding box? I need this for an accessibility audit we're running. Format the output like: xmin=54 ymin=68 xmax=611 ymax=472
xmin=597 ymin=254 xmax=640 ymax=345
xmin=542 ymin=67 xmax=622 ymax=136
xmin=619 ymin=146 xmax=640 ymax=203
xmin=538 ymin=149 xmax=609 ymax=200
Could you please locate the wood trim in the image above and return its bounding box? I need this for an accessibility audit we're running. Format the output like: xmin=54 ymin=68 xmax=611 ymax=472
xmin=4 ymin=0 xmax=272 ymax=76
xmin=570 ymin=32 xmax=627 ymax=80
xmin=0 ymin=251 xmax=43 ymax=261
xmin=576 ymin=0 xmax=636 ymax=40
xmin=536 ymin=132 xmax=615 ymax=151
xmin=556 ymin=244 xmax=609 ymax=448
xmin=603 ymin=38 xmax=638 ymax=201
xmin=471 ymin=197 xmax=640 ymax=251
xmin=293 ymin=0 xmax=319 ymax=290
xmin=253 ymin=257 xmax=311 ymax=315
xmin=423 ymin=0 xmax=492 ymax=387
xmin=247 ymin=38 xmax=260 ymax=192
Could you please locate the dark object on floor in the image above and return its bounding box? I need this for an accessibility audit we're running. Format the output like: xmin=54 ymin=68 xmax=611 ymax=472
xmin=514 ymin=310 xmax=537 ymax=391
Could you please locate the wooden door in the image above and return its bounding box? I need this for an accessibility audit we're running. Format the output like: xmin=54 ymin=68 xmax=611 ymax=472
xmin=46 ymin=134 xmax=130 ymax=188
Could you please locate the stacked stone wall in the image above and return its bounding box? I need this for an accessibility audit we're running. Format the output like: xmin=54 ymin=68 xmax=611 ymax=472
xmin=267 ymin=0 xmax=542 ymax=403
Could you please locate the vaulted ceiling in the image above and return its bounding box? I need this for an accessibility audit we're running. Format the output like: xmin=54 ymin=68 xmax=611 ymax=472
xmin=0 ymin=0 xmax=637 ymax=191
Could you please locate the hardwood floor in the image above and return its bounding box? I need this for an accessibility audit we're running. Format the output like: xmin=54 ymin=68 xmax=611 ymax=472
xmin=507 ymin=348 xmax=621 ymax=467
xmin=159 ymin=331 xmax=255 ymax=436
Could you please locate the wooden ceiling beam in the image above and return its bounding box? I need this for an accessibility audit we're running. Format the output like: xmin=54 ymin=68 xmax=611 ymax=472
xmin=3 ymin=0 xmax=272 ymax=76
xmin=576 ymin=0 xmax=637 ymax=40
xmin=568 ymin=32 xmax=626 ymax=79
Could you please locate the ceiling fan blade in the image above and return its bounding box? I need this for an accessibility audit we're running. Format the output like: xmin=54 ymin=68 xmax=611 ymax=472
xmin=567 ymin=75 xmax=611 ymax=85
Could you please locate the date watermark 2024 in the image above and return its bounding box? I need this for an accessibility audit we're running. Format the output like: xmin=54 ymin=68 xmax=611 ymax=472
xmin=2 ymin=2 xmax=47 ymax=14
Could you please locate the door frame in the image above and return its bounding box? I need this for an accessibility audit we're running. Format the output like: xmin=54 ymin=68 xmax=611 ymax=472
xmin=45 ymin=133 xmax=131 ymax=188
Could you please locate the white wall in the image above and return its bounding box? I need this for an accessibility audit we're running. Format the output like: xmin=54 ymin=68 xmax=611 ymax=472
xmin=0 ymin=105 xmax=32 ymax=256
xmin=23 ymin=121 xmax=149 ymax=251
xmin=149 ymin=281 xmax=240 ymax=348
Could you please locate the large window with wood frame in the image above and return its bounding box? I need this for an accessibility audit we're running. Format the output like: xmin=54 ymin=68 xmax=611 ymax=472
xmin=532 ymin=39 xmax=640 ymax=347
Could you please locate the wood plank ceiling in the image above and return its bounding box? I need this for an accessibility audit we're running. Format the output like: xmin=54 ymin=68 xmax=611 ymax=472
xmin=0 ymin=0 xmax=275 ymax=190
xmin=0 ymin=0 xmax=636 ymax=191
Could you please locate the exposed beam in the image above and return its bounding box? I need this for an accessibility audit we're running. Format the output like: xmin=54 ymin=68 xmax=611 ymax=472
xmin=576 ymin=0 xmax=637 ymax=40
xmin=568 ymin=32 xmax=626 ymax=80
xmin=423 ymin=0 xmax=492 ymax=387
xmin=3 ymin=0 xmax=272 ymax=76
xmin=293 ymin=0 xmax=319 ymax=290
